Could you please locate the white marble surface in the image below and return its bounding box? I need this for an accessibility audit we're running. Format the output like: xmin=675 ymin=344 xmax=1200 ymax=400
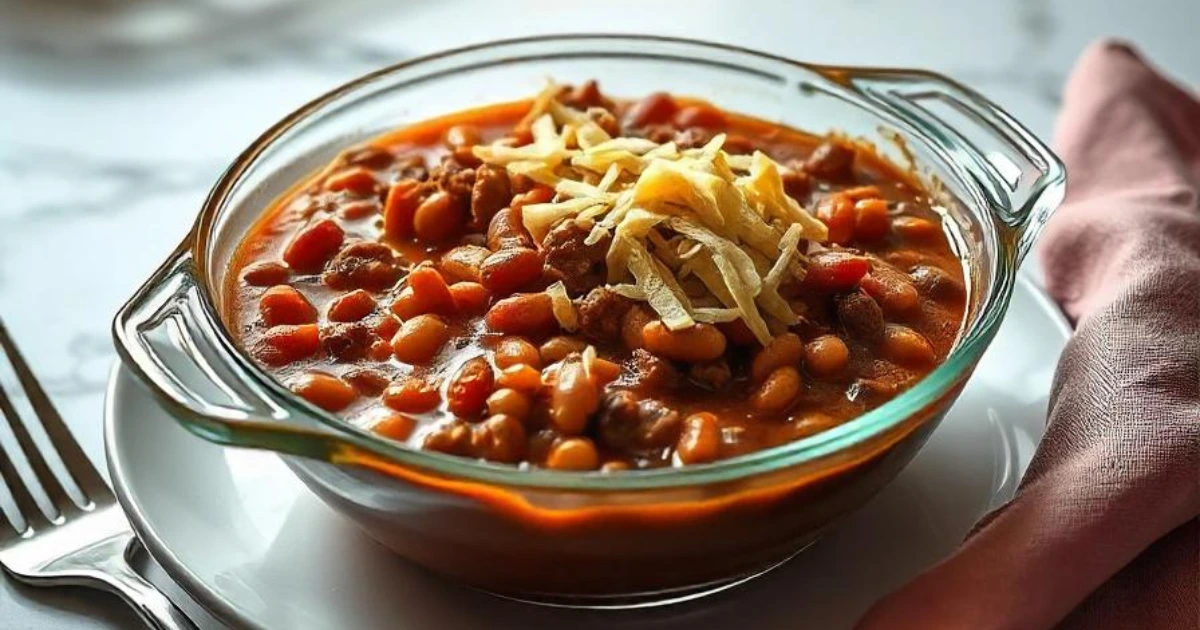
xmin=0 ymin=1 xmax=1196 ymax=628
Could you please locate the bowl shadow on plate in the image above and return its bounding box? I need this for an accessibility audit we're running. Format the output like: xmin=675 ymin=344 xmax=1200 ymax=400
xmin=240 ymin=376 xmax=1041 ymax=630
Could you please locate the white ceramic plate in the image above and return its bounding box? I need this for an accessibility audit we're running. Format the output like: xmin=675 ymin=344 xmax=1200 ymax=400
xmin=105 ymin=276 xmax=1069 ymax=630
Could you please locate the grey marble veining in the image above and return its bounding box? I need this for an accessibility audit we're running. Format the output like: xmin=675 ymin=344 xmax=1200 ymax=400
xmin=0 ymin=1 xmax=1196 ymax=628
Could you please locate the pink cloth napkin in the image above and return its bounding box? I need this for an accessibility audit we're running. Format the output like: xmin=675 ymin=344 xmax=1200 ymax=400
xmin=856 ymin=41 xmax=1200 ymax=630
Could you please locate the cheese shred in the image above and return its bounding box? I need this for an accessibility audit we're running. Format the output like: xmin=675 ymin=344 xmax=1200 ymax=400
xmin=472 ymin=83 xmax=829 ymax=345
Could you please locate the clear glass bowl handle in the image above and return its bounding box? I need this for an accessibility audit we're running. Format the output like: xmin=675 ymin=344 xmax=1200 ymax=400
xmin=837 ymin=69 xmax=1067 ymax=263
xmin=112 ymin=242 xmax=341 ymax=460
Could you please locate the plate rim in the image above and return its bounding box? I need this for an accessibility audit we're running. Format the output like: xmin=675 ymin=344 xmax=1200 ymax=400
xmin=104 ymin=274 xmax=1071 ymax=630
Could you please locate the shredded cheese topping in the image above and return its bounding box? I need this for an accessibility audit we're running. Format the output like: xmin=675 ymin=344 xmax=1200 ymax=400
xmin=473 ymin=84 xmax=829 ymax=345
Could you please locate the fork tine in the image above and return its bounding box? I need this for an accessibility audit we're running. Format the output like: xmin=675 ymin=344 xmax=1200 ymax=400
xmin=0 ymin=441 xmax=47 ymax=533
xmin=0 ymin=371 xmax=78 ymax=515
xmin=0 ymin=320 xmax=106 ymax=499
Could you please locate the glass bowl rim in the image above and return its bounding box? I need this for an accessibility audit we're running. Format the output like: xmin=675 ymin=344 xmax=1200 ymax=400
xmin=184 ymin=33 xmax=1049 ymax=491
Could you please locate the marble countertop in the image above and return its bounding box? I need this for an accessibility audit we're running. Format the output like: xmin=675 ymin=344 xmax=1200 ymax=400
xmin=0 ymin=1 xmax=1196 ymax=628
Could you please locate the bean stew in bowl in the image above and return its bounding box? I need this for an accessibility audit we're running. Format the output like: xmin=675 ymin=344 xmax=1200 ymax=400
xmin=229 ymin=82 xmax=968 ymax=471
xmin=115 ymin=35 xmax=1064 ymax=606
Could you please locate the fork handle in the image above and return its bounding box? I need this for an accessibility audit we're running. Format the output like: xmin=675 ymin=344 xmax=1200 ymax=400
xmin=62 ymin=536 xmax=197 ymax=630
xmin=103 ymin=549 xmax=197 ymax=630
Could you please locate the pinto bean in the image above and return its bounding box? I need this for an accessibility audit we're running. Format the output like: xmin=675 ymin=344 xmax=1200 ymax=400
xmin=485 ymin=388 xmax=531 ymax=421
xmin=674 ymin=104 xmax=727 ymax=129
xmin=253 ymin=324 xmax=320 ymax=366
xmin=625 ymin=92 xmax=678 ymax=128
xmin=550 ymin=354 xmax=600 ymax=436
xmin=641 ymin=321 xmax=727 ymax=362
xmin=338 ymin=199 xmax=380 ymax=220
xmin=860 ymin=268 xmax=920 ymax=316
xmin=383 ymin=180 xmax=422 ymax=239
xmin=487 ymin=207 xmax=533 ymax=251
xmin=382 ymin=376 xmax=441 ymax=413
xmin=545 ymin=437 xmax=600 ymax=471
xmin=752 ymin=366 xmax=802 ymax=413
xmin=446 ymin=356 xmax=495 ymax=418
xmin=471 ymin=414 xmax=526 ymax=464
xmin=259 ymin=286 xmax=317 ymax=327
xmin=484 ymin=293 xmax=559 ymax=337
xmin=892 ymin=216 xmax=941 ymax=241
xmin=390 ymin=315 xmax=450 ymax=365
xmin=750 ymin=332 xmax=804 ymax=382
xmin=496 ymin=364 xmax=542 ymax=394
xmin=340 ymin=144 xmax=394 ymax=170
xmin=539 ymin=336 xmax=587 ymax=365
xmin=881 ymin=324 xmax=935 ymax=367
xmin=494 ymin=337 xmax=541 ymax=370
xmin=291 ymin=372 xmax=357 ymax=412
xmin=422 ymin=422 xmax=473 ymax=456
xmin=283 ymin=219 xmax=344 ymax=273
xmin=676 ymin=412 xmax=721 ymax=464
xmin=327 ymin=289 xmax=376 ymax=322
xmin=836 ymin=290 xmax=886 ymax=344
xmin=909 ymin=265 xmax=966 ymax=301
xmin=439 ymin=244 xmax=489 ymax=283
xmin=413 ymin=191 xmax=468 ymax=243
xmin=324 ymin=167 xmax=378 ymax=196
xmin=480 ymin=247 xmax=543 ymax=295
xmin=804 ymin=335 xmax=850 ymax=377
xmin=366 ymin=410 xmax=418 ymax=442
xmin=449 ymin=282 xmax=490 ymax=314
xmin=242 ymin=261 xmax=290 ymax=286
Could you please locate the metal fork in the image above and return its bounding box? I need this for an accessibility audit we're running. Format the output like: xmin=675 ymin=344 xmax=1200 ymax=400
xmin=0 ymin=319 xmax=194 ymax=629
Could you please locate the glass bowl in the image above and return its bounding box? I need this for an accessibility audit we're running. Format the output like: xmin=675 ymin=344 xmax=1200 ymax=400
xmin=113 ymin=34 xmax=1065 ymax=607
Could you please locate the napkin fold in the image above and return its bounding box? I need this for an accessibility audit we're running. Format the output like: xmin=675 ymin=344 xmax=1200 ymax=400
xmin=856 ymin=40 xmax=1200 ymax=630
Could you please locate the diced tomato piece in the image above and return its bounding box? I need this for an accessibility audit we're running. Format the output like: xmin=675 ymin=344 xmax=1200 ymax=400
xmin=404 ymin=264 xmax=456 ymax=316
xmin=853 ymin=198 xmax=891 ymax=243
xmin=816 ymin=194 xmax=856 ymax=245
